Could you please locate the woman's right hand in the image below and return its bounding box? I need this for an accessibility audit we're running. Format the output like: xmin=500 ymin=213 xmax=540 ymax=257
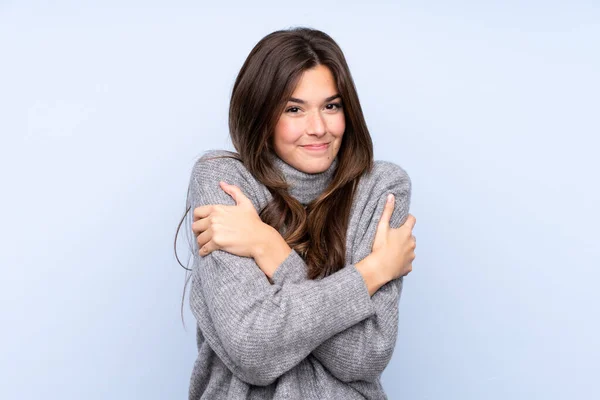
xmin=370 ymin=194 xmax=416 ymax=281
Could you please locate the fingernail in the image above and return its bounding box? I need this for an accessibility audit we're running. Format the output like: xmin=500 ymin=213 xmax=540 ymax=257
xmin=387 ymin=194 xmax=394 ymax=203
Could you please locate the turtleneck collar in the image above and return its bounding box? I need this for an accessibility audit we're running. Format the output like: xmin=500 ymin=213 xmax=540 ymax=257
xmin=269 ymin=152 xmax=338 ymax=205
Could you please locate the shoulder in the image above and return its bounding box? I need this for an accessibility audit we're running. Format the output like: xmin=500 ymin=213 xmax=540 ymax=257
xmin=363 ymin=159 xmax=412 ymax=195
xmin=188 ymin=149 xmax=264 ymax=209
xmin=190 ymin=149 xmax=259 ymax=189
xmin=354 ymin=159 xmax=412 ymax=229
xmin=192 ymin=149 xmax=248 ymax=180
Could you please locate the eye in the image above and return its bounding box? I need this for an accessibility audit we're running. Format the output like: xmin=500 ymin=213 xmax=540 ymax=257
xmin=285 ymin=106 xmax=301 ymax=113
xmin=325 ymin=103 xmax=343 ymax=111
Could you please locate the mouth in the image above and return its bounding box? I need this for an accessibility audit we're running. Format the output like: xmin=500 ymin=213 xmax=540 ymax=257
xmin=301 ymin=142 xmax=330 ymax=151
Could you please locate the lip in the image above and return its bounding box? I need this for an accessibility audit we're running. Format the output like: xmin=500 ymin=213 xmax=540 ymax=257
xmin=301 ymin=142 xmax=330 ymax=151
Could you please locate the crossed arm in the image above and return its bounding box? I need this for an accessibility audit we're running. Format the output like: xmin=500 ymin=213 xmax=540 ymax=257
xmin=271 ymin=166 xmax=410 ymax=382
xmin=188 ymin=157 xmax=411 ymax=385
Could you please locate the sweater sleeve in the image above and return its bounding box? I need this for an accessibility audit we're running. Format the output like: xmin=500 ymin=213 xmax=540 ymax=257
xmin=270 ymin=162 xmax=412 ymax=383
xmin=187 ymin=155 xmax=377 ymax=386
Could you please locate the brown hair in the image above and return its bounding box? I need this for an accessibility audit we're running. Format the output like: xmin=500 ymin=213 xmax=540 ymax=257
xmin=175 ymin=27 xmax=374 ymax=306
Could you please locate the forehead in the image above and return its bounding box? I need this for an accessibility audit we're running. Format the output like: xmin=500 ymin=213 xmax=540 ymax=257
xmin=289 ymin=65 xmax=338 ymax=101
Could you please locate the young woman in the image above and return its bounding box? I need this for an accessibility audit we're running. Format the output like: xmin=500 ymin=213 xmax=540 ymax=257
xmin=178 ymin=27 xmax=416 ymax=399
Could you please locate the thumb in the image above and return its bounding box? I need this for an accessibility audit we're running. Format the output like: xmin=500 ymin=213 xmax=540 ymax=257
xmin=377 ymin=194 xmax=395 ymax=230
xmin=403 ymin=214 xmax=416 ymax=231
xmin=219 ymin=181 xmax=252 ymax=208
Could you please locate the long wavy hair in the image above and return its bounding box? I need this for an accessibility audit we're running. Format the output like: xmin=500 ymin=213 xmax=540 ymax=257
xmin=175 ymin=27 xmax=374 ymax=315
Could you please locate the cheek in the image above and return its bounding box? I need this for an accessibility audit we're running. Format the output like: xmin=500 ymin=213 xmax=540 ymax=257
xmin=329 ymin=114 xmax=346 ymax=137
xmin=274 ymin=118 xmax=304 ymax=145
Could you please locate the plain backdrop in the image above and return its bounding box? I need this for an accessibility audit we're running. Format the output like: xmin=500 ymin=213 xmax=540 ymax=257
xmin=1 ymin=1 xmax=598 ymax=399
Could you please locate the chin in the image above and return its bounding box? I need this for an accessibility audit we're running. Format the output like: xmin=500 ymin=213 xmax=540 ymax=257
xmin=294 ymin=155 xmax=335 ymax=174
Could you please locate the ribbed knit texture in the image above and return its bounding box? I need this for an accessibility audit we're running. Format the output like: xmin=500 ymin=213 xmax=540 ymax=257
xmin=187 ymin=149 xmax=412 ymax=399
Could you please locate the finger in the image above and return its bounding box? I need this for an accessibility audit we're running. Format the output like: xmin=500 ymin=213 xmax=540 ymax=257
xmin=403 ymin=214 xmax=416 ymax=231
xmin=192 ymin=217 xmax=211 ymax=237
xmin=196 ymin=228 xmax=212 ymax=251
xmin=220 ymin=181 xmax=253 ymax=209
xmin=377 ymin=194 xmax=395 ymax=230
xmin=219 ymin=181 xmax=240 ymax=205
xmin=193 ymin=205 xmax=215 ymax=222
xmin=199 ymin=241 xmax=214 ymax=257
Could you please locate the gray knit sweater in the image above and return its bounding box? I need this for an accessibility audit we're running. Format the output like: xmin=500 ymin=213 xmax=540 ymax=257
xmin=187 ymin=149 xmax=412 ymax=399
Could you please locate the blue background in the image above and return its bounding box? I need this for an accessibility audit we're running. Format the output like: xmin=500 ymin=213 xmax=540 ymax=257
xmin=2 ymin=1 xmax=598 ymax=399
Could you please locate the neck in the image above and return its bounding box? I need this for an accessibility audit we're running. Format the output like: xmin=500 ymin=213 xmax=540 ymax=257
xmin=270 ymin=153 xmax=338 ymax=205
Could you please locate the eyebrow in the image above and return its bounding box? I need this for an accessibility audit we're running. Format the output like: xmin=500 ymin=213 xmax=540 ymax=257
xmin=288 ymin=94 xmax=341 ymax=104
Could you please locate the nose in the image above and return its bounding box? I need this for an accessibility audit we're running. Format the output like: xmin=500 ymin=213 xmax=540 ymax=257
xmin=306 ymin=110 xmax=326 ymax=136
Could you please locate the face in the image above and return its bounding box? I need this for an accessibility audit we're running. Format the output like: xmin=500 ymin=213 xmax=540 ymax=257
xmin=272 ymin=64 xmax=345 ymax=174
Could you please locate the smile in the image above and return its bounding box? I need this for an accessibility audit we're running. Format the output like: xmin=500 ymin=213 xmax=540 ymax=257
xmin=301 ymin=143 xmax=330 ymax=151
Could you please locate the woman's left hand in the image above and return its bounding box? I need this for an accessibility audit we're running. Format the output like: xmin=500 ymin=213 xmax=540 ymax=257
xmin=192 ymin=181 xmax=269 ymax=258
